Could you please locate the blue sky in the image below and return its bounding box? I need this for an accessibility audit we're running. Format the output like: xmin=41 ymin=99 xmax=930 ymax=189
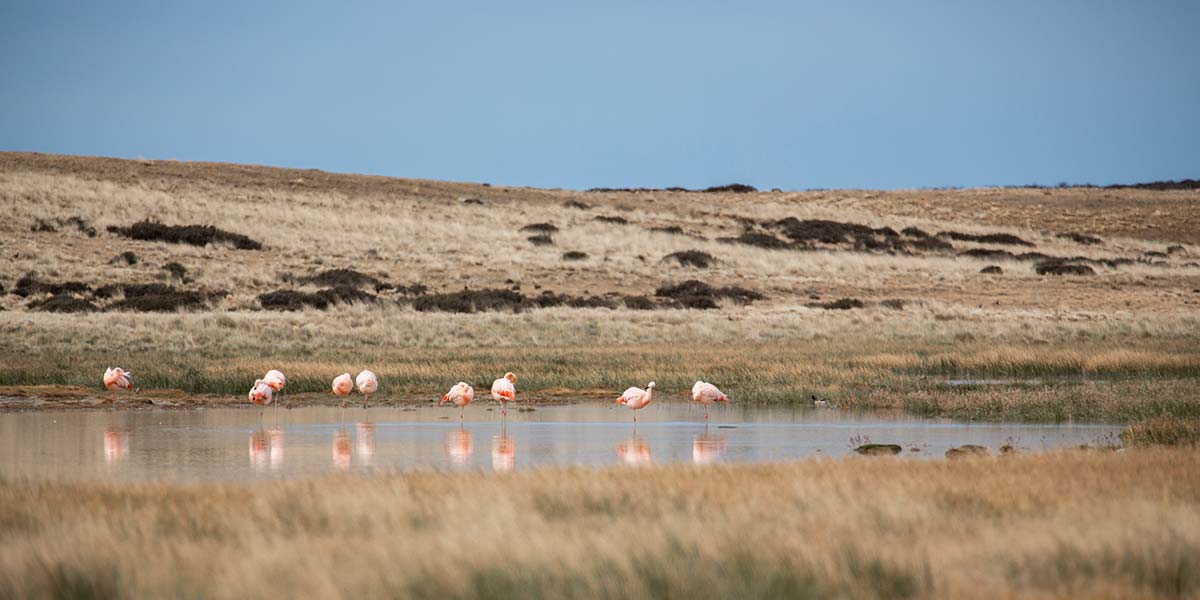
xmin=1 ymin=1 xmax=1197 ymax=189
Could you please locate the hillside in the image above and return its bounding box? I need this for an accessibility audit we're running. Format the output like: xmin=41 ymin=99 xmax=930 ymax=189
xmin=3 ymin=152 xmax=1197 ymax=317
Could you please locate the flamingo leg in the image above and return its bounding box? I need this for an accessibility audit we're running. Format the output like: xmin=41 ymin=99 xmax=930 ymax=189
xmin=460 ymin=406 xmax=465 ymax=421
xmin=363 ymin=394 xmax=369 ymax=410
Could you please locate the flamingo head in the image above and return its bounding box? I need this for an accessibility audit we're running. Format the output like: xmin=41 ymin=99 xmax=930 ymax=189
xmin=647 ymin=382 xmax=656 ymax=390
xmin=615 ymin=395 xmax=626 ymax=405
xmin=504 ymin=372 xmax=517 ymax=384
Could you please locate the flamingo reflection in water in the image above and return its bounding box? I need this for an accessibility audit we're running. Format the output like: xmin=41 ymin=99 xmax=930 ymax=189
xmin=248 ymin=427 xmax=286 ymax=471
xmin=617 ymin=435 xmax=653 ymax=466
xmin=445 ymin=426 xmax=474 ymax=467
xmin=692 ymin=429 xmax=728 ymax=465
xmin=269 ymin=427 xmax=285 ymax=470
xmin=492 ymin=424 xmax=515 ymax=472
xmin=356 ymin=422 xmax=376 ymax=467
xmin=333 ymin=428 xmax=352 ymax=471
xmin=249 ymin=429 xmax=270 ymax=470
xmin=104 ymin=427 xmax=129 ymax=465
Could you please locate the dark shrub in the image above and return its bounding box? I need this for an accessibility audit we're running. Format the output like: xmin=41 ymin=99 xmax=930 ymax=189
xmin=1035 ymin=262 xmax=1095 ymax=276
xmin=562 ymin=251 xmax=588 ymax=261
xmin=111 ymin=251 xmax=139 ymax=266
xmin=662 ymin=250 xmax=715 ymax=268
xmin=1056 ymin=232 xmax=1104 ymax=245
xmin=594 ymin=216 xmax=629 ymax=225
xmin=300 ymin=268 xmax=382 ymax=289
xmin=938 ymin=231 xmax=1033 ymax=247
xmin=701 ymin=183 xmax=757 ymax=193
xmin=163 ymin=262 xmax=188 ymax=280
xmin=413 ymin=289 xmax=531 ymax=313
xmin=980 ymin=265 xmax=1003 ymax=274
xmin=107 ymin=219 xmax=262 ymax=250
xmin=29 ymin=294 xmax=98 ymax=313
xmin=527 ymin=234 xmax=554 ymax=246
xmin=720 ymin=232 xmax=792 ymax=250
xmin=519 ymin=223 xmax=559 ymax=233
xmin=808 ymin=298 xmax=864 ymax=310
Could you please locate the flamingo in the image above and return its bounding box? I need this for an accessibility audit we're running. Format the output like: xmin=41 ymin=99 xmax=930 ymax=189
xmin=441 ymin=382 xmax=474 ymax=420
xmin=691 ymin=380 xmax=729 ymax=420
xmin=356 ymin=369 xmax=379 ymax=409
xmin=102 ymin=367 xmax=134 ymax=408
xmin=616 ymin=381 xmax=655 ymax=423
xmin=490 ymin=372 xmax=517 ymax=416
xmin=332 ymin=373 xmax=354 ymax=408
xmin=248 ymin=379 xmax=273 ymax=421
xmin=263 ymin=369 xmax=286 ymax=409
xmin=811 ymin=394 xmax=830 ymax=408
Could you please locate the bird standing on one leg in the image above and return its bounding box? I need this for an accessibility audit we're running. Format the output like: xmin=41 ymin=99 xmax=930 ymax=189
xmin=690 ymin=381 xmax=729 ymax=421
xmin=264 ymin=369 xmax=286 ymax=412
xmin=332 ymin=373 xmax=353 ymax=408
xmin=102 ymin=367 xmax=134 ymax=408
xmin=248 ymin=379 xmax=274 ymax=423
xmin=356 ymin=369 xmax=379 ymax=409
xmin=441 ymin=382 xmax=475 ymax=421
xmin=490 ymin=372 xmax=517 ymax=417
xmin=616 ymin=381 xmax=655 ymax=423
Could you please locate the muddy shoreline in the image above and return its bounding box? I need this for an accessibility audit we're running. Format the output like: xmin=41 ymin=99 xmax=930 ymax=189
xmin=0 ymin=385 xmax=600 ymax=412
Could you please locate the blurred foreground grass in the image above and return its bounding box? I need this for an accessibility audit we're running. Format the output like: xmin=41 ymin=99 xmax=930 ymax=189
xmin=1 ymin=449 xmax=1197 ymax=599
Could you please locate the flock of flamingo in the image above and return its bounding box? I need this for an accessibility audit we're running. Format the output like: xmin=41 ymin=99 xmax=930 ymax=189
xmin=102 ymin=366 xmax=733 ymax=422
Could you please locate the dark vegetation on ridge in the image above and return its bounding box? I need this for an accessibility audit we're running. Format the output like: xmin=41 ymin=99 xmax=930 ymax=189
xmin=107 ymin=219 xmax=262 ymax=250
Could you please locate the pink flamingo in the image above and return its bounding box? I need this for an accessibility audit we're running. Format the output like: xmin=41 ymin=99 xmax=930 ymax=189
xmin=441 ymin=382 xmax=475 ymax=420
xmin=332 ymin=373 xmax=354 ymax=407
xmin=490 ymin=372 xmax=517 ymax=416
xmin=102 ymin=367 xmax=134 ymax=407
xmin=248 ymin=379 xmax=273 ymax=421
xmin=616 ymin=381 xmax=655 ymax=422
xmin=690 ymin=380 xmax=729 ymax=420
xmin=356 ymin=369 xmax=379 ymax=409
xmin=263 ymin=369 xmax=286 ymax=409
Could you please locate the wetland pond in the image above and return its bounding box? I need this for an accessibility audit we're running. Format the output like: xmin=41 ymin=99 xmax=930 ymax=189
xmin=0 ymin=403 xmax=1119 ymax=482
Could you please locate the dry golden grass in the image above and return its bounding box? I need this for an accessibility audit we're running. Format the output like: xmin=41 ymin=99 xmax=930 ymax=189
xmin=1 ymin=450 xmax=1197 ymax=599
xmin=1 ymin=152 xmax=1198 ymax=421
xmin=2 ymin=152 xmax=1197 ymax=314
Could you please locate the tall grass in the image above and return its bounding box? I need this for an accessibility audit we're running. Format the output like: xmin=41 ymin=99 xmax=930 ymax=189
xmin=0 ymin=450 xmax=1197 ymax=598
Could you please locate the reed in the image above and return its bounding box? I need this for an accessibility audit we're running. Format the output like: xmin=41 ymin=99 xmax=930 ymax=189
xmin=0 ymin=449 xmax=1197 ymax=599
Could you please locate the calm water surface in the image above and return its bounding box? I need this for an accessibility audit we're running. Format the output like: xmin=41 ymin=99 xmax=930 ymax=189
xmin=0 ymin=403 xmax=1119 ymax=482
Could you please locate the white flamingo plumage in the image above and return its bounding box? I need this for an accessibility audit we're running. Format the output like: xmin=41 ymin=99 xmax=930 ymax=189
xmin=441 ymin=382 xmax=475 ymax=420
xmin=102 ymin=367 xmax=134 ymax=408
xmin=490 ymin=372 xmax=517 ymax=416
xmin=356 ymin=370 xmax=379 ymax=409
xmin=332 ymin=373 xmax=354 ymax=407
xmin=616 ymin=381 xmax=655 ymax=423
xmin=690 ymin=380 xmax=729 ymax=420
xmin=248 ymin=379 xmax=273 ymax=421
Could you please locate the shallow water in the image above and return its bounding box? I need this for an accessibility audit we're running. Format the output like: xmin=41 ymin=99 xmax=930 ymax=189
xmin=0 ymin=404 xmax=1119 ymax=482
